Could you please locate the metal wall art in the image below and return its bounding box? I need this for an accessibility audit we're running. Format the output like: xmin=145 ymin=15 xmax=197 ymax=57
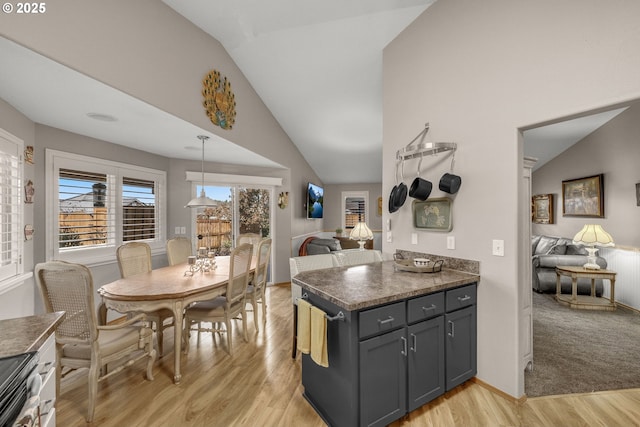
xmin=202 ymin=69 xmax=236 ymax=130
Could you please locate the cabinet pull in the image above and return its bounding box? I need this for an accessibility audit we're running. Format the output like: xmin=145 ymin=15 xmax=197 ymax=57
xmin=421 ymin=304 xmax=436 ymax=313
xmin=400 ymin=336 xmax=407 ymax=356
xmin=378 ymin=316 xmax=394 ymax=326
xmin=457 ymin=295 xmax=471 ymax=302
xmin=448 ymin=320 xmax=455 ymax=337
xmin=410 ymin=333 xmax=417 ymax=352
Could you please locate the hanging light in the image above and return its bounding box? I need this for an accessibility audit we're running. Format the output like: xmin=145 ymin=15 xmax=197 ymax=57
xmin=185 ymin=135 xmax=217 ymax=208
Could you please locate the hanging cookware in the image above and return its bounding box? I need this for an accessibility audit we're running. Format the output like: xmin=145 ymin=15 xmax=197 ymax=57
xmin=409 ymin=152 xmax=432 ymax=201
xmin=439 ymin=152 xmax=462 ymax=194
xmin=388 ymin=160 xmax=400 ymax=213
xmin=391 ymin=157 xmax=408 ymax=211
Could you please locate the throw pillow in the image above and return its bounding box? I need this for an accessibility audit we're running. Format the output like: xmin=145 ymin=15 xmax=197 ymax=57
xmin=566 ymin=244 xmax=588 ymax=255
xmin=547 ymin=244 xmax=567 ymax=255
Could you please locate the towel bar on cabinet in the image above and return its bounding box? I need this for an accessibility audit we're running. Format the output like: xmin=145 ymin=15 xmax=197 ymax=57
xmin=301 ymin=293 xmax=345 ymax=322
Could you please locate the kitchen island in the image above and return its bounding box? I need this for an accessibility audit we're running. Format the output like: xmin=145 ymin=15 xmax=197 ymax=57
xmin=292 ymin=259 xmax=479 ymax=427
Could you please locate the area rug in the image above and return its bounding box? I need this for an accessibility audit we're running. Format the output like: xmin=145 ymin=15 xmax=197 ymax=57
xmin=525 ymin=291 xmax=640 ymax=397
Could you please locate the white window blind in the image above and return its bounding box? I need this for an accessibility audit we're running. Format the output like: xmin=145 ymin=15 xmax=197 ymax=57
xmin=341 ymin=191 xmax=369 ymax=231
xmin=122 ymin=176 xmax=156 ymax=241
xmin=0 ymin=129 xmax=22 ymax=282
xmin=58 ymin=168 xmax=115 ymax=249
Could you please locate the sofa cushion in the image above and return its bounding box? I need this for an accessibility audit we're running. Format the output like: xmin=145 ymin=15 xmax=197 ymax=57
xmin=312 ymin=238 xmax=342 ymax=251
xmin=535 ymin=236 xmax=559 ymax=255
xmin=566 ymin=244 xmax=588 ymax=255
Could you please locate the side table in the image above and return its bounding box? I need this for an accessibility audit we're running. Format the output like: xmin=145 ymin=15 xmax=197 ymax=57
xmin=555 ymin=266 xmax=617 ymax=311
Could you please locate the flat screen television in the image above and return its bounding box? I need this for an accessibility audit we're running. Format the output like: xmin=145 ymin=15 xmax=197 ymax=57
xmin=306 ymin=182 xmax=324 ymax=219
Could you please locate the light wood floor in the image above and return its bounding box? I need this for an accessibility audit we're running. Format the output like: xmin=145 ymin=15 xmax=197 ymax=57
xmin=58 ymin=284 xmax=640 ymax=426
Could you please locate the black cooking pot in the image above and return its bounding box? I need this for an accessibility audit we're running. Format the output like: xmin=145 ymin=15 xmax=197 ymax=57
xmin=439 ymin=173 xmax=462 ymax=194
xmin=409 ymin=177 xmax=432 ymax=201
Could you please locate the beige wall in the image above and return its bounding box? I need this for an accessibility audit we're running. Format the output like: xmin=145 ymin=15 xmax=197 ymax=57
xmin=0 ymin=0 xmax=324 ymax=286
xmin=532 ymin=103 xmax=640 ymax=248
xmin=384 ymin=0 xmax=640 ymax=398
xmin=324 ymin=183 xmax=383 ymax=232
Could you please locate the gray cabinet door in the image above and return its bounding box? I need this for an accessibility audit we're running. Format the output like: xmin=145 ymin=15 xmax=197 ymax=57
xmin=407 ymin=316 xmax=445 ymax=411
xmin=359 ymin=328 xmax=407 ymax=427
xmin=445 ymin=305 xmax=477 ymax=390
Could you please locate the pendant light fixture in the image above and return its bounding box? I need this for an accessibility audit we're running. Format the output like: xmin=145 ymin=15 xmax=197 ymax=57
xmin=185 ymin=135 xmax=217 ymax=208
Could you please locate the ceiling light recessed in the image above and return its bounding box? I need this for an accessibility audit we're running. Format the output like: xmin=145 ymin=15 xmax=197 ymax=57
xmin=86 ymin=112 xmax=118 ymax=122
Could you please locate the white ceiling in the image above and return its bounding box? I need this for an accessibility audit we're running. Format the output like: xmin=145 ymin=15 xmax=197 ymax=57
xmin=0 ymin=1 xmax=629 ymax=183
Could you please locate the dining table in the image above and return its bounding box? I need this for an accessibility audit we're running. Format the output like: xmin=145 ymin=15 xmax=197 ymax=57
xmin=98 ymin=256 xmax=252 ymax=384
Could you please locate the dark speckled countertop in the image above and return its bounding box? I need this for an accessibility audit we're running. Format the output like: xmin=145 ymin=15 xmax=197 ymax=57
xmin=0 ymin=312 xmax=65 ymax=358
xmin=292 ymin=260 xmax=480 ymax=311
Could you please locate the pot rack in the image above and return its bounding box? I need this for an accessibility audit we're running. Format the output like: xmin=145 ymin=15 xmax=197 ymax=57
xmin=396 ymin=123 xmax=457 ymax=161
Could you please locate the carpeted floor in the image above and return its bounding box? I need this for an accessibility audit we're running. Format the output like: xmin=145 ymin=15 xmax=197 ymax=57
xmin=525 ymin=291 xmax=640 ymax=397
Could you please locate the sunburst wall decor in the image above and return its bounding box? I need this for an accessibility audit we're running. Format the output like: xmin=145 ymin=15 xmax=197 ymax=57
xmin=202 ymin=69 xmax=236 ymax=130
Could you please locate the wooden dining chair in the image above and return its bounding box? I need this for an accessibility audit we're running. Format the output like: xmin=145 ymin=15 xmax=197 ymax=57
xmin=245 ymin=238 xmax=272 ymax=332
xmin=166 ymin=237 xmax=192 ymax=266
xmin=116 ymin=242 xmax=174 ymax=357
xmin=183 ymin=243 xmax=253 ymax=355
xmin=35 ymin=261 xmax=156 ymax=422
xmin=237 ymin=233 xmax=262 ymax=256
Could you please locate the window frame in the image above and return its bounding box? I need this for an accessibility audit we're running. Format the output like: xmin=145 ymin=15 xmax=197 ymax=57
xmin=46 ymin=149 xmax=166 ymax=266
xmin=0 ymin=128 xmax=25 ymax=292
xmin=341 ymin=190 xmax=369 ymax=231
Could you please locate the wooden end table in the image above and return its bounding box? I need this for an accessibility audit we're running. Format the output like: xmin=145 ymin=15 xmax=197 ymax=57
xmin=555 ymin=266 xmax=617 ymax=311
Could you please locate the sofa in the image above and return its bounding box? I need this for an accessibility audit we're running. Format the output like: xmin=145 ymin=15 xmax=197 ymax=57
xmin=299 ymin=237 xmax=343 ymax=256
xmin=532 ymin=234 xmax=607 ymax=295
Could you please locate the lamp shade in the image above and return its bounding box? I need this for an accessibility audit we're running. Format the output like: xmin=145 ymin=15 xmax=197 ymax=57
xmin=572 ymin=224 xmax=614 ymax=247
xmin=186 ymin=135 xmax=218 ymax=208
xmin=350 ymin=222 xmax=373 ymax=241
xmin=185 ymin=188 xmax=217 ymax=208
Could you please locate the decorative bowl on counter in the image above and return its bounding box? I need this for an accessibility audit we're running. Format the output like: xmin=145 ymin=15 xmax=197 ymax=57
xmin=394 ymin=258 xmax=444 ymax=273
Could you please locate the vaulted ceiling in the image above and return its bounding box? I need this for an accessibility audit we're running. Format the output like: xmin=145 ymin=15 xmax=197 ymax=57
xmin=0 ymin=1 xmax=627 ymax=183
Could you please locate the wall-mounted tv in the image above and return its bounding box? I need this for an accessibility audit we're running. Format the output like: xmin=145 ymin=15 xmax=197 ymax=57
xmin=306 ymin=182 xmax=324 ymax=219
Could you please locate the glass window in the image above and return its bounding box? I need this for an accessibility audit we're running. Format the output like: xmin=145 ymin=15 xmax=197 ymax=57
xmin=46 ymin=150 xmax=166 ymax=264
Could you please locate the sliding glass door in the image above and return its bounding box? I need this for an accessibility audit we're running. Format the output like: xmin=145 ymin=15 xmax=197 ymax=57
xmin=192 ymin=184 xmax=272 ymax=256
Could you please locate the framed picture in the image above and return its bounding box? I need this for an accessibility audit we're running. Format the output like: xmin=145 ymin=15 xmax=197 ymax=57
xmin=532 ymin=194 xmax=554 ymax=224
xmin=562 ymin=174 xmax=604 ymax=217
xmin=413 ymin=197 xmax=452 ymax=231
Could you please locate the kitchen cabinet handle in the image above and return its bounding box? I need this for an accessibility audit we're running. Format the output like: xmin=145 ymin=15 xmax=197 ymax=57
xmin=410 ymin=333 xmax=417 ymax=352
xmin=378 ymin=316 xmax=394 ymax=326
xmin=457 ymin=295 xmax=471 ymax=302
xmin=401 ymin=336 xmax=407 ymax=356
xmin=421 ymin=304 xmax=436 ymax=312
xmin=448 ymin=320 xmax=455 ymax=338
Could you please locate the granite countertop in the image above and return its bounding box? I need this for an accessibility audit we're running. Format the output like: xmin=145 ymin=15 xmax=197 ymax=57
xmin=0 ymin=312 xmax=65 ymax=358
xmin=292 ymin=260 xmax=480 ymax=311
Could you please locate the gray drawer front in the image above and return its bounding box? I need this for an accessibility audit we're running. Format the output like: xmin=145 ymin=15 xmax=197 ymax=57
xmin=445 ymin=284 xmax=477 ymax=312
xmin=407 ymin=292 xmax=445 ymax=324
xmin=359 ymin=301 xmax=406 ymax=340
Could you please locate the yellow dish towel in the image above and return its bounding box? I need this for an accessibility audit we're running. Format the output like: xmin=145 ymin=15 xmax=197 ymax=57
xmin=297 ymin=299 xmax=311 ymax=354
xmin=310 ymin=305 xmax=329 ymax=368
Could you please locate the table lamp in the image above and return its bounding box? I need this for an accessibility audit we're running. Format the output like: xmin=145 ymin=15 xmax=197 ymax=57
xmin=572 ymin=224 xmax=614 ymax=269
xmin=350 ymin=222 xmax=373 ymax=250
